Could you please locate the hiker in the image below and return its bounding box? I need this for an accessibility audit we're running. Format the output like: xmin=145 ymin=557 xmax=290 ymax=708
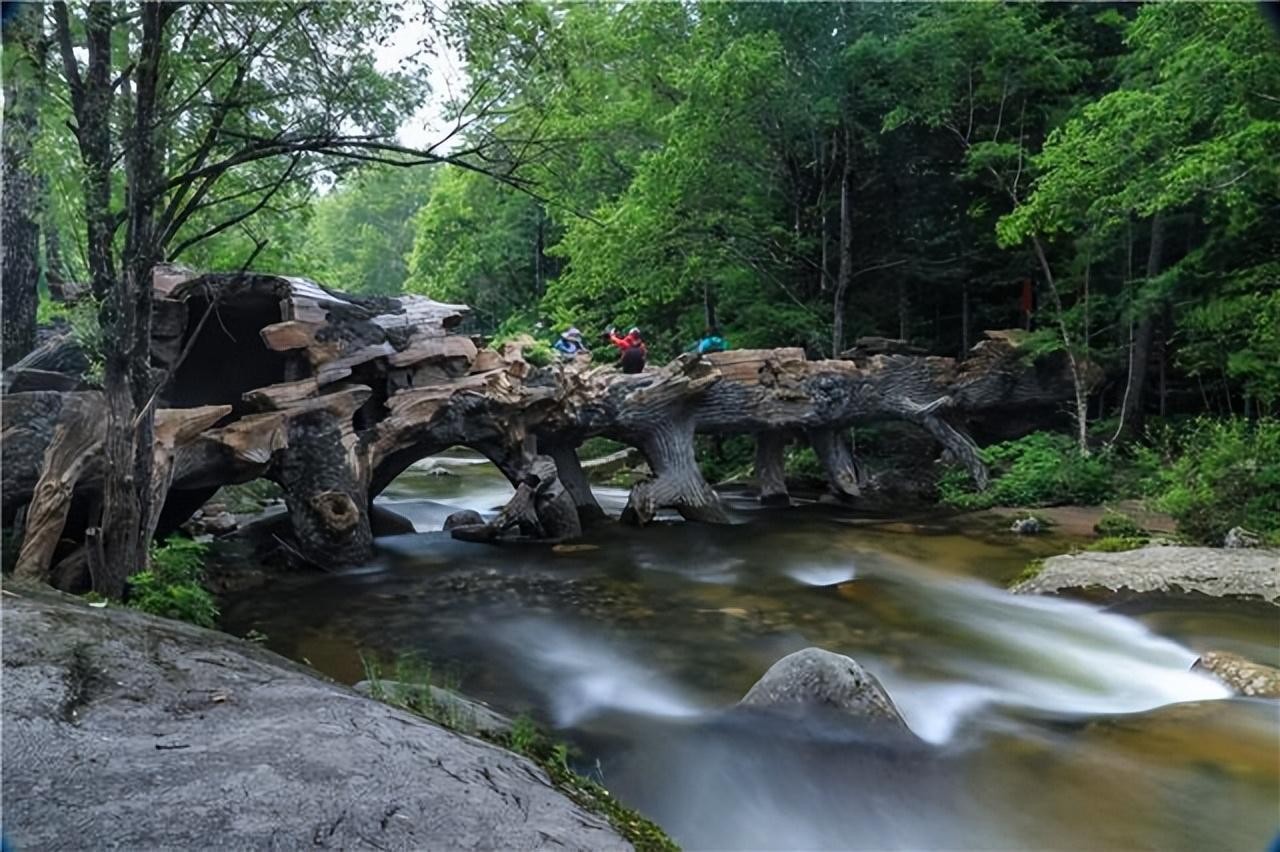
xmin=552 ymin=327 xmax=589 ymax=358
xmin=605 ymin=326 xmax=647 ymax=374
xmin=691 ymin=326 xmax=728 ymax=354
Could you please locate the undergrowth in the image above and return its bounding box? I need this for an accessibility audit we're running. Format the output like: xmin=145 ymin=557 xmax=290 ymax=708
xmin=938 ymin=432 xmax=1116 ymax=509
xmin=126 ymin=537 xmax=218 ymax=628
xmin=1134 ymin=417 xmax=1280 ymax=545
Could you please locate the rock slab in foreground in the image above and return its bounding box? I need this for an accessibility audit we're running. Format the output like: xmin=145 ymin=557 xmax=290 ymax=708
xmin=738 ymin=647 xmax=910 ymax=732
xmin=1011 ymin=546 xmax=1280 ymax=604
xmin=0 ymin=588 xmax=630 ymax=851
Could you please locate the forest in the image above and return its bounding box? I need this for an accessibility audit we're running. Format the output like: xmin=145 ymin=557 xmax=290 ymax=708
xmin=2 ymin=2 xmax=1279 ymax=850
xmin=7 ymin=2 xmax=1278 ymax=546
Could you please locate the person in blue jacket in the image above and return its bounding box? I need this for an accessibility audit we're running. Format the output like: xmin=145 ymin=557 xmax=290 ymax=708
xmin=552 ymin=327 xmax=589 ymax=358
xmin=691 ymin=326 xmax=728 ymax=354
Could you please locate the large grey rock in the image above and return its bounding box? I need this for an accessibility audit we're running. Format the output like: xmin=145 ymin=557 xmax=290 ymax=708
xmin=738 ymin=647 xmax=910 ymax=731
xmin=1011 ymin=545 xmax=1280 ymax=604
xmin=1 ymin=587 xmax=630 ymax=851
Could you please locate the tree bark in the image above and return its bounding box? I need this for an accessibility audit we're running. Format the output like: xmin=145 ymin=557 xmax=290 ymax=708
xmin=476 ymin=436 xmax=582 ymax=541
xmin=14 ymin=395 xmax=104 ymax=581
xmin=1 ymin=1 xmax=45 ymax=367
xmin=622 ymin=417 xmax=730 ymax=526
xmin=544 ymin=441 xmax=606 ymax=524
xmin=1117 ymin=214 xmax=1166 ymax=440
xmin=831 ymin=125 xmax=854 ymax=356
xmin=754 ymin=432 xmax=790 ymax=506
xmin=807 ymin=427 xmax=865 ymax=500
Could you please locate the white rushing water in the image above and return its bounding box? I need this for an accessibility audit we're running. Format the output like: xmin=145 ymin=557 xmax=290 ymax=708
xmin=492 ymin=619 xmax=708 ymax=726
xmin=862 ymin=570 xmax=1233 ymax=743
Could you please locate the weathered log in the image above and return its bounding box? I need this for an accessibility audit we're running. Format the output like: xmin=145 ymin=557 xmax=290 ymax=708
xmin=2 ymin=270 xmax=1083 ymax=572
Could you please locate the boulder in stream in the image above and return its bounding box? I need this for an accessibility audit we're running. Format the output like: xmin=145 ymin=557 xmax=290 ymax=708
xmin=443 ymin=508 xmax=485 ymax=531
xmin=738 ymin=647 xmax=911 ymax=732
xmin=1193 ymin=651 xmax=1280 ymax=698
xmin=0 ymin=584 xmax=632 ymax=851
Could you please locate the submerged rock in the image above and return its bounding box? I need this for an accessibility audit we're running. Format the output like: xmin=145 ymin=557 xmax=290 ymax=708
xmin=443 ymin=508 xmax=484 ymax=531
xmin=738 ymin=647 xmax=910 ymax=732
xmin=1010 ymin=516 xmax=1043 ymax=535
xmin=1011 ymin=546 xmax=1280 ymax=604
xmin=0 ymin=585 xmax=631 ymax=851
xmin=369 ymin=504 xmax=416 ymax=536
xmin=1193 ymin=651 xmax=1280 ymax=697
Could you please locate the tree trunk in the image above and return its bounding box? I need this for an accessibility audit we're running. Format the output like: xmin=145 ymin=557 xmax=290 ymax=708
xmin=622 ymin=417 xmax=729 ymax=526
xmin=1117 ymin=214 xmax=1166 ymax=440
xmin=754 ymin=431 xmax=790 ymax=506
xmin=1 ymin=2 xmax=44 ymax=368
xmin=544 ymin=441 xmax=606 ymax=524
xmin=831 ymin=126 xmax=854 ymax=356
xmin=807 ymin=427 xmax=865 ymax=500
xmin=476 ymin=436 xmax=582 ymax=541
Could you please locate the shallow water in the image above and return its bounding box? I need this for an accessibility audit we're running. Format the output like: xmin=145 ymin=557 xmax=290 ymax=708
xmin=221 ymin=453 xmax=1280 ymax=851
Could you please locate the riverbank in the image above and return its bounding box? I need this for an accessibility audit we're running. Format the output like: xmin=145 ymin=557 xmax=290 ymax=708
xmin=0 ymin=582 xmax=640 ymax=851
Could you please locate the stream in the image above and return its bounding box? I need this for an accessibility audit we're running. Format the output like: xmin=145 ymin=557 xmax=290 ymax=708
xmin=221 ymin=451 xmax=1280 ymax=851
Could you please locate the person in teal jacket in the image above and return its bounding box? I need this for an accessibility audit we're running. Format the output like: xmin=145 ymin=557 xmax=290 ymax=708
xmin=691 ymin=326 xmax=728 ymax=354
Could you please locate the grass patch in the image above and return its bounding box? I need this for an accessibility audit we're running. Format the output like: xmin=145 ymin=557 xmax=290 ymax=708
xmin=358 ymin=652 xmax=479 ymax=732
xmin=494 ymin=716 xmax=679 ymax=852
xmin=1008 ymin=558 xmax=1045 ymax=588
xmin=359 ymin=652 xmax=678 ymax=850
xmin=1086 ymin=536 xmax=1149 ymax=553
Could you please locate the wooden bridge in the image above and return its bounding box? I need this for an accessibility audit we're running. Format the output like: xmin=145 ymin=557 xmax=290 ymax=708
xmin=3 ymin=271 xmax=1076 ymax=585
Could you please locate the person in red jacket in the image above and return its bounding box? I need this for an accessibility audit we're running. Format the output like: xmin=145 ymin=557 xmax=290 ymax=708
xmin=605 ymin=326 xmax=647 ymax=373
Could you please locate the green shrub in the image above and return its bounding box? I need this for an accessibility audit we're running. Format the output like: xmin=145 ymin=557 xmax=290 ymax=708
xmin=127 ymin=537 xmax=218 ymax=628
xmin=1093 ymin=510 xmax=1146 ymax=539
xmin=1137 ymin=417 xmax=1280 ymax=545
xmin=521 ymin=339 xmax=555 ymax=367
xmin=939 ymin=432 xmax=1116 ymax=509
xmin=36 ymin=294 xmax=69 ymax=324
xmin=784 ymin=445 xmax=825 ymax=479
xmin=697 ymin=434 xmax=753 ymax=483
xmin=578 ymin=436 xmax=626 ymax=460
xmin=215 ymin=479 xmax=283 ymax=513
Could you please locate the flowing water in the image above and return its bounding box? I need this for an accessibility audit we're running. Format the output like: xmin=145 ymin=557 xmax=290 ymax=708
xmin=221 ymin=452 xmax=1280 ymax=851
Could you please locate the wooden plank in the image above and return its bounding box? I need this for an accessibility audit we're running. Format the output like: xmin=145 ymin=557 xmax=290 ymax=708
xmin=242 ymin=378 xmax=323 ymax=411
xmin=387 ymin=335 xmax=477 ymax=368
xmin=260 ymin=321 xmax=316 ymax=352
